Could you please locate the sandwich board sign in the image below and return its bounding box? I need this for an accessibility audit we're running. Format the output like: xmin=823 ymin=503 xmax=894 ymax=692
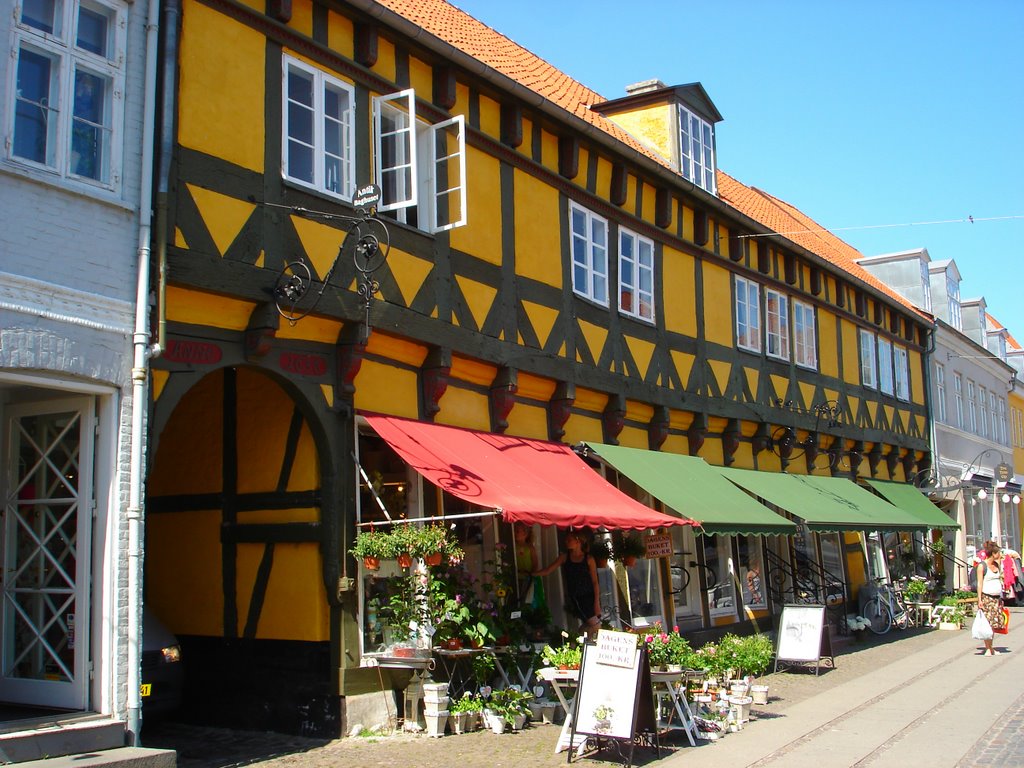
xmin=568 ymin=629 xmax=658 ymax=762
xmin=774 ymin=604 xmax=834 ymax=675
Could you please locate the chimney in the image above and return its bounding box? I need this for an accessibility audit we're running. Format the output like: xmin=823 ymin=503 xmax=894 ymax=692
xmin=624 ymin=79 xmax=666 ymax=96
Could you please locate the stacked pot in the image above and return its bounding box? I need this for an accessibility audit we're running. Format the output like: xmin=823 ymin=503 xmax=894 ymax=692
xmin=423 ymin=682 xmax=449 ymax=737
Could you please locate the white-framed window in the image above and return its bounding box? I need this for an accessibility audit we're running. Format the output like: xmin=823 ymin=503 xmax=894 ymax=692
xmin=735 ymin=276 xmax=761 ymax=352
xmin=678 ymin=104 xmax=716 ymax=195
xmin=793 ymin=300 xmax=817 ymax=369
xmin=372 ymin=89 xmax=467 ymax=233
xmin=966 ymin=379 xmax=977 ymax=432
xmin=894 ymin=346 xmax=909 ymax=401
xmin=860 ymin=329 xmax=877 ymax=389
xmin=954 ymin=373 xmax=964 ymax=429
xmin=9 ymin=0 xmax=126 ymax=190
xmin=878 ymin=338 xmax=894 ymax=395
xmin=283 ymin=55 xmax=356 ymax=200
xmin=990 ymin=392 xmax=1000 ymax=443
xmin=618 ymin=227 xmax=655 ymax=322
xmin=979 ymin=386 xmax=989 ymax=437
xmin=999 ymin=398 xmax=1008 ymax=445
xmin=934 ymin=363 xmax=947 ymax=423
xmin=765 ymin=289 xmax=790 ymax=360
xmin=947 ymin=274 xmax=962 ymax=330
xmin=569 ymin=201 xmax=608 ymax=305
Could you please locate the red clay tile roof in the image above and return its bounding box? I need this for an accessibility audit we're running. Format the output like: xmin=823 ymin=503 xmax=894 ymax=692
xmin=377 ymin=0 xmax=920 ymax=316
xmin=987 ymin=313 xmax=1021 ymax=350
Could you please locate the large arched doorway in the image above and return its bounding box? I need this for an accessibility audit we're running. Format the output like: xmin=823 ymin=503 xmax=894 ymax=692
xmin=146 ymin=365 xmax=342 ymax=735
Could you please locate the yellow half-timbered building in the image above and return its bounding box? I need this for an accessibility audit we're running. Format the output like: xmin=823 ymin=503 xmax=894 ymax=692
xmin=145 ymin=0 xmax=937 ymax=734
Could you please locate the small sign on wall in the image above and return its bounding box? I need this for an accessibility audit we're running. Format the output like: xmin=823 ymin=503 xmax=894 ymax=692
xmin=644 ymin=534 xmax=672 ymax=559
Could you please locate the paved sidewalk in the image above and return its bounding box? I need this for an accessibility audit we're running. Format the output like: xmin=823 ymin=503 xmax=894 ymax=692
xmin=142 ymin=614 xmax=1024 ymax=768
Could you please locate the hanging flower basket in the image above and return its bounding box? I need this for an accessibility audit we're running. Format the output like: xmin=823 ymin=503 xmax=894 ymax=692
xmin=397 ymin=553 xmax=413 ymax=568
xmin=363 ymin=556 xmax=380 ymax=571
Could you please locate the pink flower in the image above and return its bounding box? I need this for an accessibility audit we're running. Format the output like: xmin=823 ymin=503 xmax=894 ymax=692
xmin=661 ymin=636 xmax=669 ymax=644
xmin=455 ymin=594 xmax=463 ymax=605
xmin=673 ymin=626 xmax=680 ymax=633
xmin=644 ymin=634 xmax=654 ymax=643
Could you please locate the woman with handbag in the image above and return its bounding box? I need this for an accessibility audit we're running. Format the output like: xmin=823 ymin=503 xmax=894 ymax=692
xmin=976 ymin=540 xmax=1006 ymax=656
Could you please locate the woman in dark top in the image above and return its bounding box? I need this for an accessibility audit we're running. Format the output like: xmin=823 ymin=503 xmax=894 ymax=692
xmin=533 ymin=531 xmax=601 ymax=635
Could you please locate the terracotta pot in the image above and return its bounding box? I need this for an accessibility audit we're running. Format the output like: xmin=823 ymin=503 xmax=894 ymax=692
xmin=445 ymin=637 xmax=463 ymax=650
xmin=397 ymin=553 xmax=413 ymax=568
xmin=362 ymin=556 xmax=380 ymax=571
xmin=424 ymin=552 xmax=443 ymax=566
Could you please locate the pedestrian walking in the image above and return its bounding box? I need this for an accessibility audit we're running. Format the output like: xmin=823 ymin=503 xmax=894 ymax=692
xmin=976 ymin=540 xmax=1007 ymax=655
xmin=532 ymin=530 xmax=601 ymax=637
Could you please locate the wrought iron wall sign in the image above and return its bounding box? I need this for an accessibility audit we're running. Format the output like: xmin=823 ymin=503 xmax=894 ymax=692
xmin=273 ymin=185 xmax=390 ymax=330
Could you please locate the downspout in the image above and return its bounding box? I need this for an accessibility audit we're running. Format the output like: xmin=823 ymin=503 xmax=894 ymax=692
xmin=154 ymin=0 xmax=179 ymax=353
xmin=127 ymin=0 xmax=163 ymax=745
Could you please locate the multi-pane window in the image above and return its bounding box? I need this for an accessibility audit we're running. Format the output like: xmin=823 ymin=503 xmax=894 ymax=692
xmin=999 ymin=399 xmax=1008 ymax=445
xmin=934 ymin=363 xmax=947 ymax=423
xmin=678 ymin=105 xmax=716 ymax=195
xmin=735 ymin=277 xmax=761 ymax=352
xmin=920 ymin=261 xmax=932 ymax=312
xmin=954 ymin=373 xmax=964 ymax=429
xmin=10 ymin=0 xmax=125 ymax=188
xmin=990 ymin=392 xmax=1000 ymax=443
xmin=618 ymin=227 xmax=655 ymax=322
xmin=894 ymin=346 xmax=909 ymax=401
xmin=860 ymin=329 xmax=877 ymax=389
xmin=947 ymin=275 xmax=962 ymax=330
xmin=569 ymin=202 xmax=609 ymax=305
xmin=878 ymin=338 xmax=894 ymax=395
xmin=793 ymin=300 xmax=817 ymax=369
xmin=765 ymin=289 xmax=790 ymax=360
xmin=283 ymin=56 xmax=355 ymax=199
xmin=372 ymin=90 xmax=467 ymax=233
xmin=979 ymin=386 xmax=988 ymax=437
xmin=966 ymin=379 xmax=977 ymax=432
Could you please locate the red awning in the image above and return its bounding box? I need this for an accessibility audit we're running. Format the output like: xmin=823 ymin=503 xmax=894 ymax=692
xmin=364 ymin=414 xmax=696 ymax=530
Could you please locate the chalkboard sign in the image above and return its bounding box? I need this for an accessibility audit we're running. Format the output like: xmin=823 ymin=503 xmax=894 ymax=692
xmin=569 ymin=630 xmax=657 ymax=760
xmin=774 ymin=604 xmax=834 ymax=674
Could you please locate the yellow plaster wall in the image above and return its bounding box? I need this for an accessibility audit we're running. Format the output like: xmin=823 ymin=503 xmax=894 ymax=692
xmin=327 ymin=10 xmax=354 ymax=58
xmin=478 ymin=93 xmax=501 ymax=141
xmin=606 ymin=103 xmax=672 ymax=159
xmin=702 ymin=266 xmax=732 ymax=347
xmin=450 ymin=149 xmax=502 ymax=263
xmin=514 ymin=171 xmax=561 ymax=284
xmin=563 ymin=413 xmax=605 ymax=445
xmin=662 ymin=247 xmax=697 ymax=338
xmin=408 ymin=56 xmax=432 ymax=98
xmin=353 ymin=359 xmax=419 ymax=418
xmin=840 ymin=319 xmax=860 ymax=386
xmin=179 ymin=0 xmax=264 ymax=172
xmin=437 ymin=386 xmax=490 ymax=431
xmin=166 ymin=286 xmax=255 ymax=331
xmin=505 ymin=403 xmax=549 ymax=440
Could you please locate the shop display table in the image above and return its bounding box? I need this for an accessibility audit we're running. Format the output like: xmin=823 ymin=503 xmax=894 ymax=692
xmin=905 ymin=601 xmax=934 ymax=627
xmin=650 ymin=670 xmax=697 ymax=746
xmin=363 ymin=654 xmax=434 ymax=729
xmin=537 ymin=667 xmax=587 ymax=754
xmin=493 ymin=646 xmax=538 ymax=690
xmin=432 ymin=647 xmax=490 ymax=698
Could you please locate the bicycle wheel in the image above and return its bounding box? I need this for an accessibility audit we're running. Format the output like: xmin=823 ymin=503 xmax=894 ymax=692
xmin=863 ymin=597 xmax=891 ymax=635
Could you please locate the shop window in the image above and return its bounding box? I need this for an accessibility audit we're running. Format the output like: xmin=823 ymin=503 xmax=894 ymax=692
xmin=702 ymin=535 xmax=735 ymax=618
xmin=818 ymin=532 xmax=847 ymax=607
xmin=737 ymin=536 xmax=766 ymax=611
xmin=670 ymin=524 xmax=701 ymax=629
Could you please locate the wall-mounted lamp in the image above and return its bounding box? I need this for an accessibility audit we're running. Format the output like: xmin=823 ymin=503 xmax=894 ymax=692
xmin=978 ymin=488 xmax=988 ymax=501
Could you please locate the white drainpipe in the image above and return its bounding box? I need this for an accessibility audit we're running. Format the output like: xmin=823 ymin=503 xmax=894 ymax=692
xmin=126 ymin=0 xmax=162 ymax=744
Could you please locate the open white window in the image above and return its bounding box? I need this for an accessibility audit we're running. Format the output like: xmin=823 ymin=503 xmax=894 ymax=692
xmin=765 ymin=289 xmax=790 ymax=361
xmin=619 ymin=226 xmax=655 ymax=322
xmin=373 ymin=90 xmax=466 ymax=233
xmin=735 ymin=276 xmax=761 ymax=353
xmin=859 ymin=329 xmax=877 ymax=389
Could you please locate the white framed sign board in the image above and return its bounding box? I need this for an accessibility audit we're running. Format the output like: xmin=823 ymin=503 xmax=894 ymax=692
xmin=774 ymin=604 xmax=834 ymax=675
xmin=569 ymin=630 xmax=657 ymax=761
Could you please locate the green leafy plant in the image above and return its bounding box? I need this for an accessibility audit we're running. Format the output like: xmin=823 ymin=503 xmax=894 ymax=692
xmin=486 ymin=687 xmax=533 ymax=725
xmin=590 ymin=539 xmax=612 ymax=564
xmin=903 ymin=578 xmax=928 ymax=599
xmin=450 ymin=691 xmax=482 ymax=714
xmin=617 ymin=534 xmax=646 ymax=560
xmin=349 ymin=529 xmax=396 ymax=559
xmin=471 ymin=651 xmax=497 ymax=685
xmin=733 ymin=633 xmax=774 ymax=679
xmin=538 ymin=634 xmax=583 ymax=671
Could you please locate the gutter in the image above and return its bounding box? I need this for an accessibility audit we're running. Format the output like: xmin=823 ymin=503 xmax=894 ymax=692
xmin=345 ymin=0 xmax=921 ymax=327
xmin=126 ymin=0 xmax=163 ymax=744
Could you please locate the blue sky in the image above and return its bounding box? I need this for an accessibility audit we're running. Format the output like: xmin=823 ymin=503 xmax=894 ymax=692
xmin=452 ymin=1 xmax=1024 ymax=335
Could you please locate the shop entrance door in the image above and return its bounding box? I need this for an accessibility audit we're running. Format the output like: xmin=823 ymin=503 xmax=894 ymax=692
xmin=0 ymin=399 xmax=93 ymax=709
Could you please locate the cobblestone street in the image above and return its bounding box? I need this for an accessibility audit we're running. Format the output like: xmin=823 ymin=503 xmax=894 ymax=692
xmin=139 ymin=624 xmax=1024 ymax=768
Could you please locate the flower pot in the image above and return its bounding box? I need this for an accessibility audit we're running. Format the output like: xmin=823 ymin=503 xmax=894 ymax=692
xmin=424 ymin=552 xmax=443 ymax=566
xmin=424 ymin=711 xmax=448 ymax=737
xmin=485 ymin=712 xmax=507 ymax=734
xmin=512 ymin=713 xmax=527 ymax=731
xmin=527 ymin=701 xmax=545 ymax=721
xmin=444 ymin=637 xmax=463 ymax=650
xmin=362 ymin=556 xmax=380 ymax=571
xmin=397 ymin=553 xmax=413 ymax=568
xmin=666 ymin=664 xmax=683 ymax=673
xmin=541 ymin=703 xmax=557 ymax=724
xmin=595 ymin=557 xmax=609 ymax=568
xmin=750 ymin=685 xmax=769 ymax=705
xmin=729 ymin=695 xmax=753 ymax=724
xmin=451 ymin=711 xmax=469 ymax=734
xmin=938 ymin=621 xmax=961 ymax=631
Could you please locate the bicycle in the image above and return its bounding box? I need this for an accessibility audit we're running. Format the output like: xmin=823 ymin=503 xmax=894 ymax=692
xmin=862 ymin=578 xmax=910 ymax=634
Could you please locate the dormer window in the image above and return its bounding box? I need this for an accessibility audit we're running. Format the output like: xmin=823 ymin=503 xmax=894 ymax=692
xmin=679 ymin=104 xmax=715 ymax=195
xmin=946 ymin=274 xmax=962 ymax=330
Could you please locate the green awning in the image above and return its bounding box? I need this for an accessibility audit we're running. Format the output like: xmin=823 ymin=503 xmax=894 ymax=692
xmin=864 ymin=479 xmax=960 ymax=531
xmin=718 ymin=468 xmax=930 ymax=533
xmin=585 ymin=443 xmax=797 ymax=536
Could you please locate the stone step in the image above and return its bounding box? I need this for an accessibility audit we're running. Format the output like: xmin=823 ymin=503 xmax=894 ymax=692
xmin=9 ymin=747 xmax=175 ymax=768
xmin=0 ymin=718 xmax=129 ymax=765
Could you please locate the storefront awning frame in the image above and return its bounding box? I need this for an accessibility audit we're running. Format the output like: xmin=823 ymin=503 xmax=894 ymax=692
xmin=362 ymin=413 xmax=698 ymax=531
xmin=583 ymin=442 xmax=797 ymax=536
xmin=863 ymin=479 xmax=960 ymax=531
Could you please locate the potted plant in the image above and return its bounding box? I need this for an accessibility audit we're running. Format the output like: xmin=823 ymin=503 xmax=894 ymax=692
xmin=617 ymin=534 xmax=646 ymax=567
xmin=410 ymin=525 xmax=465 ymax=566
xmin=449 ymin=692 xmax=480 ymax=734
xmin=537 ymin=635 xmax=583 ymax=675
xmin=486 ymin=687 xmax=533 ymax=731
xmin=904 ymin=577 xmax=928 ymax=601
xmin=349 ymin=529 xmax=395 ymax=570
xmin=390 ymin=523 xmax=416 ymax=568
xmin=591 ymin=539 xmax=612 ymax=568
